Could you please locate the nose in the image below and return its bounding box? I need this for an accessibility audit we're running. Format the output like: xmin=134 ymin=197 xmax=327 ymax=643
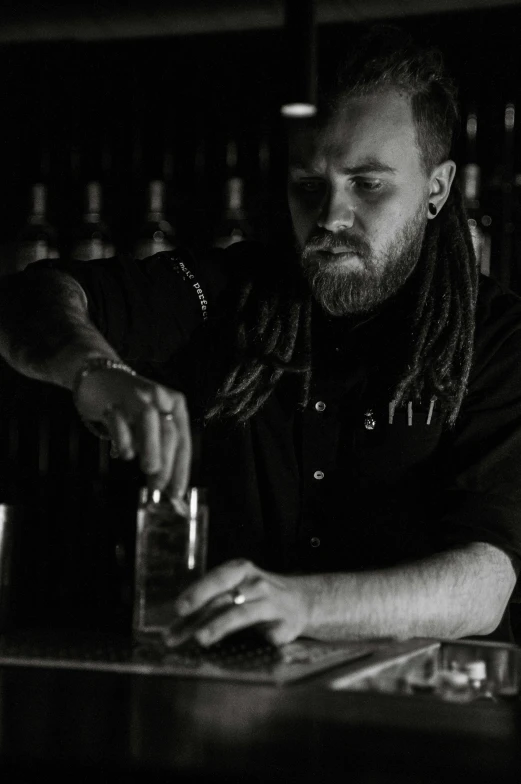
xmin=317 ymin=188 xmax=355 ymax=232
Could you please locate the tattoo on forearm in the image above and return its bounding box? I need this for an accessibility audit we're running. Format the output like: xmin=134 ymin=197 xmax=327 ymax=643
xmin=0 ymin=271 xmax=91 ymax=368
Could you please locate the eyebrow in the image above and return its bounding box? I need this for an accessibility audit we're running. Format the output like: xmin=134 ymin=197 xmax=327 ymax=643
xmin=342 ymin=160 xmax=397 ymax=175
xmin=289 ymin=157 xmax=397 ymax=176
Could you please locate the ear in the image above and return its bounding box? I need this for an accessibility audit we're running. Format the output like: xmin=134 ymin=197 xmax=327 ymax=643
xmin=427 ymin=160 xmax=457 ymax=219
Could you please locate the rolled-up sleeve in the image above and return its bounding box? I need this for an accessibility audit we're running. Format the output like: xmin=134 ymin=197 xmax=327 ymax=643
xmin=438 ymin=281 xmax=521 ymax=564
xmin=24 ymin=248 xmax=228 ymax=364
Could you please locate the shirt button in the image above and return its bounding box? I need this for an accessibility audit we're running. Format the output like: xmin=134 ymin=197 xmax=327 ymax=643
xmin=315 ymin=401 xmax=326 ymax=412
xmin=310 ymin=537 xmax=321 ymax=548
xmin=313 ymin=470 xmax=324 ymax=480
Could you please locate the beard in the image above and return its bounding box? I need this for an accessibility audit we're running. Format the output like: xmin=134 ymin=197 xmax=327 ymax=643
xmin=298 ymin=204 xmax=428 ymax=316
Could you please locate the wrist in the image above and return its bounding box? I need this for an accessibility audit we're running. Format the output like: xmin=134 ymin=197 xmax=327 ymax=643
xmin=41 ymin=339 xmax=121 ymax=390
xmin=72 ymin=356 xmax=137 ymax=439
xmin=293 ymin=572 xmax=360 ymax=640
xmin=290 ymin=574 xmax=322 ymax=636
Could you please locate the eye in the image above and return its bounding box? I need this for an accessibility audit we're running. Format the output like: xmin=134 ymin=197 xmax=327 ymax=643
xmin=355 ymin=179 xmax=383 ymax=193
xmin=294 ymin=179 xmax=324 ymax=194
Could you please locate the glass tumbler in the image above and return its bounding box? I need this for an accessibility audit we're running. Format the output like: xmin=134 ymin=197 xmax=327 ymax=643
xmin=132 ymin=487 xmax=208 ymax=644
xmin=0 ymin=504 xmax=17 ymax=632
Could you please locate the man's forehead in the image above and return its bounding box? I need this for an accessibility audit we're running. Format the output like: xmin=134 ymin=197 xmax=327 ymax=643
xmin=288 ymin=89 xmax=420 ymax=170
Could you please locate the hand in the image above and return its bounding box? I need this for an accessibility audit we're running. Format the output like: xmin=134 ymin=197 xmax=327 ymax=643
xmin=75 ymin=367 xmax=191 ymax=498
xmin=168 ymin=559 xmax=311 ymax=647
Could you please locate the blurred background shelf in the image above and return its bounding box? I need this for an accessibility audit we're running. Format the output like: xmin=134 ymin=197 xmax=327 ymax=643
xmin=2 ymin=2 xmax=521 ymax=284
xmin=0 ymin=0 xmax=520 ymax=42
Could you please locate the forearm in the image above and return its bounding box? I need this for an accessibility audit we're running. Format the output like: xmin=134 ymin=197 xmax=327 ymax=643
xmin=297 ymin=542 xmax=517 ymax=641
xmin=0 ymin=270 xmax=120 ymax=389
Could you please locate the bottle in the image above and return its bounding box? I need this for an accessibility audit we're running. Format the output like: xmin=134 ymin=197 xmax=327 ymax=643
xmin=465 ymin=660 xmax=496 ymax=701
xmin=462 ymin=111 xmax=492 ymax=276
xmin=436 ymin=665 xmax=473 ymax=703
xmin=15 ymin=183 xmax=59 ymax=271
xmin=212 ymin=140 xmax=252 ymax=249
xmin=71 ymin=181 xmax=114 ymax=261
xmin=133 ymin=487 xmax=208 ymax=646
xmin=499 ymin=102 xmax=516 ymax=288
xmin=132 ymin=180 xmax=175 ymax=259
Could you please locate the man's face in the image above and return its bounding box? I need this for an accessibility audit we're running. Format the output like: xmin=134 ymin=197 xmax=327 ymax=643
xmin=287 ymin=89 xmax=431 ymax=315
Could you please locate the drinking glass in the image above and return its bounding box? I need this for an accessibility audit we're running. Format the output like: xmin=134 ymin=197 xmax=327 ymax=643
xmin=133 ymin=487 xmax=208 ymax=645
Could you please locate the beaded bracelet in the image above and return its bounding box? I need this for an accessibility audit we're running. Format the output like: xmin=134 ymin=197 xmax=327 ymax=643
xmin=72 ymin=357 xmax=137 ymax=439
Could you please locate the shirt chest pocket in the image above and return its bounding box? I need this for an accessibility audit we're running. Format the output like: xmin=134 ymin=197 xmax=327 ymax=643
xmin=353 ymin=405 xmax=445 ymax=487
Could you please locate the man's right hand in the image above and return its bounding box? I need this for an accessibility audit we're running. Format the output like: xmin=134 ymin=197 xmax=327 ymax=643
xmin=75 ymin=367 xmax=191 ymax=498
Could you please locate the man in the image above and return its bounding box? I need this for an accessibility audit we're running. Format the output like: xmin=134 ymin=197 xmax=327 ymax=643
xmin=0 ymin=27 xmax=520 ymax=645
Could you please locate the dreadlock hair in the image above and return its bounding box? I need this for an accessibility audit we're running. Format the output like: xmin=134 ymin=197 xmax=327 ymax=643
xmin=204 ymin=257 xmax=313 ymax=423
xmin=391 ymin=180 xmax=478 ymax=425
xmin=206 ymin=26 xmax=479 ymax=427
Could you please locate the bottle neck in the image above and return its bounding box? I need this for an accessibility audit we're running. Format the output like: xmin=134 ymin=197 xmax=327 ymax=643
xmin=462 ymin=163 xmax=481 ymax=208
xmin=147 ymin=180 xmax=166 ymax=220
xmin=30 ymin=183 xmax=47 ymax=220
xmin=225 ymin=176 xmax=245 ymax=214
xmin=84 ymin=181 xmax=102 ymax=221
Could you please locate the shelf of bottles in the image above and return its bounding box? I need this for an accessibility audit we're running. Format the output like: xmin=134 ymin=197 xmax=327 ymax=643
xmin=5 ymin=115 xmax=521 ymax=292
xmin=9 ymin=111 xmax=521 ymax=277
xmin=460 ymin=102 xmax=520 ymax=287
xmin=1 ymin=134 xmax=279 ymax=276
xmin=1 ymin=8 xmax=521 ymax=287
xmin=0 ymin=23 xmax=293 ymax=281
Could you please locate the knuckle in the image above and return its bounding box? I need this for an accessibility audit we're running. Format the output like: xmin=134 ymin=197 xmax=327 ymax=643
xmin=229 ymin=558 xmax=252 ymax=571
xmin=249 ymin=575 xmax=268 ymax=594
xmin=265 ymin=626 xmax=290 ymax=646
xmin=172 ymin=392 xmax=188 ymax=413
xmin=116 ymin=430 xmax=132 ymax=449
xmin=141 ymin=457 xmax=158 ymax=473
xmin=177 ymin=589 xmax=194 ymax=607
xmin=203 ymin=620 xmax=217 ymax=637
xmin=235 ymin=607 xmax=252 ymax=625
xmin=135 ymin=387 xmax=153 ymax=405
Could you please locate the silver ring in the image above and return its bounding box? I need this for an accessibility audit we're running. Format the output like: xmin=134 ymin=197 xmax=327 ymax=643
xmin=231 ymin=588 xmax=246 ymax=606
xmin=160 ymin=412 xmax=174 ymax=422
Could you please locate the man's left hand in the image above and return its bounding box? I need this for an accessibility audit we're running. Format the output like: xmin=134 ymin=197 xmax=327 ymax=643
xmin=168 ymin=559 xmax=311 ymax=647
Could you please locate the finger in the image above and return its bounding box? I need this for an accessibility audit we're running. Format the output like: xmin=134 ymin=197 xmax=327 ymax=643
xmin=104 ymin=406 xmax=135 ymax=460
xmin=174 ymin=559 xmax=256 ymax=617
xmin=162 ymin=616 xmax=197 ymax=648
xmin=137 ymin=405 xmax=162 ymax=477
xmin=163 ymin=594 xmax=234 ymax=648
xmin=169 ymin=430 xmax=191 ymax=500
xmin=195 ymin=601 xmax=273 ymax=647
xmin=153 ymin=384 xmax=179 ymax=413
xmin=263 ymin=622 xmax=295 ymax=647
xmin=134 ymin=387 xmax=154 ymax=407
xmin=166 ymin=395 xmax=192 ymax=499
xmin=152 ymin=414 xmax=178 ymax=492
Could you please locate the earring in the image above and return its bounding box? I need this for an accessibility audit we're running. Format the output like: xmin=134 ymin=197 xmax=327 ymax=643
xmin=428 ymin=203 xmax=438 ymax=217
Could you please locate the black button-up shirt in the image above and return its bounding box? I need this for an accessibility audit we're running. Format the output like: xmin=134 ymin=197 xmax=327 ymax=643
xmin=27 ymin=242 xmax=521 ymax=638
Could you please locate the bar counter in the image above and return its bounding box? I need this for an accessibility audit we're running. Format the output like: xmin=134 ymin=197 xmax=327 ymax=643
xmin=0 ymin=635 xmax=518 ymax=783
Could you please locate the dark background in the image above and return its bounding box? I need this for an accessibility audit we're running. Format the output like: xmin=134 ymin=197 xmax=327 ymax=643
xmin=1 ymin=4 xmax=521 ymax=281
xmin=1 ymin=1 xmax=521 ymax=633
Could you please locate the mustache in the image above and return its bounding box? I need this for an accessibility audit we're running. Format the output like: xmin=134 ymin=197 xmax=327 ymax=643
xmin=302 ymin=229 xmax=370 ymax=258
